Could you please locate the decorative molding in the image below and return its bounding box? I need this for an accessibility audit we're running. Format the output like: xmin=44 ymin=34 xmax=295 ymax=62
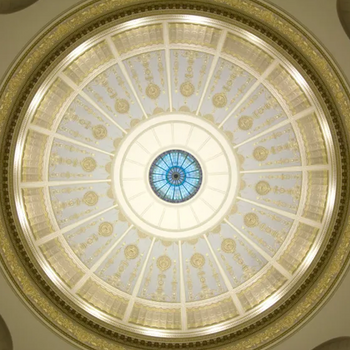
xmin=0 ymin=1 xmax=350 ymax=350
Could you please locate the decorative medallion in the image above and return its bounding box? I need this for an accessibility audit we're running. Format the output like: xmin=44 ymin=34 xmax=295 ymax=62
xmin=98 ymin=222 xmax=113 ymax=237
xmin=230 ymin=204 xmax=238 ymax=215
xmin=212 ymin=92 xmax=227 ymax=108
xmin=92 ymin=124 xmax=107 ymax=139
xmin=113 ymin=138 xmax=122 ymax=148
xmin=180 ymin=81 xmax=195 ymax=97
xmin=145 ymin=83 xmax=161 ymax=99
xmin=161 ymin=240 xmax=173 ymax=247
xmin=115 ymin=98 xmax=130 ymax=114
xmin=156 ymin=255 xmax=172 ymax=271
xmin=255 ymin=181 xmax=271 ymax=195
xmin=82 ymin=191 xmax=99 ymax=206
xmin=203 ymin=114 xmax=214 ymax=122
xmin=187 ymin=238 xmax=199 ymax=245
xmin=105 ymin=162 xmax=112 ymax=173
xmin=137 ymin=230 xmax=148 ymax=239
xmin=124 ymin=245 xmax=139 ymax=259
xmin=221 ymin=238 xmax=236 ymax=253
xmin=81 ymin=157 xmax=97 ymax=172
xmin=253 ymin=146 xmax=269 ymax=161
xmin=238 ymin=116 xmax=254 ymax=130
xmin=238 ymin=154 xmax=245 ymax=165
xmin=244 ymin=213 xmax=260 ymax=227
xmin=240 ymin=180 xmax=246 ymax=190
xmin=211 ymin=225 xmax=221 ymax=234
xmin=190 ymin=253 xmax=205 ymax=269
xmin=130 ymin=118 xmax=140 ymax=128
xmin=107 ymin=188 xmax=114 ymax=199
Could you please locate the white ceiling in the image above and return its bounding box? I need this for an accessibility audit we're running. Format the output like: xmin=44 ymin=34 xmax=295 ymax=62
xmin=0 ymin=0 xmax=350 ymax=349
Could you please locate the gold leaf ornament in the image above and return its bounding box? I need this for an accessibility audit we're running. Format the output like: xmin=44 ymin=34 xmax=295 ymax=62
xmin=92 ymin=124 xmax=107 ymax=139
xmin=82 ymin=191 xmax=99 ymax=206
xmin=124 ymin=244 xmax=139 ymax=259
xmin=244 ymin=213 xmax=260 ymax=227
xmin=115 ymin=98 xmax=130 ymax=114
xmin=156 ymin=255 xmax=172 ymax=271
xmin=255 ymin=180 xmax=271 ymax=195
xmin=180 ymin=81 xmax=195 ymax=97
xmin=81 ymin=157 xmax=97 ymax=172
xmin=253 ymin=146 xmax=269 ymax=161
xmin=212 ymin=92 xmax=227 ymax=108
xmin=190 ymin=253 xmax=205 ymax=268
xmin=98 ymin=222 xmax=113 ymax=237
xmin=221 ymin=238 xmax=236 ymax=253
xmin=146 ymin=83 xmax=161 ymax=99
xmin=238 ymin=116 xmax=253 ymax=130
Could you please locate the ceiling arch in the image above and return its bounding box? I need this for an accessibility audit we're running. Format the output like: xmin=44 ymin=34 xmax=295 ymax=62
xmin=314 ymin=337 xmax=350 ymax=350
xmin=337 ymin=0 xmax=350 ymax=39
xmin=0 ymin=0 xmax=37 ymax=14
xmin=0 ymin=316 xmax=13 ymax=350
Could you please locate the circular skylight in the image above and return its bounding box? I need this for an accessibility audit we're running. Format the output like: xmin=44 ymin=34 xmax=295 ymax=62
xmin=149 ymin=149 xmax=202 ymax=203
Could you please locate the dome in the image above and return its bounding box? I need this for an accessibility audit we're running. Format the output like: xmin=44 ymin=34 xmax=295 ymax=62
xmin=0 ymin=1 xmax=350 ymax=349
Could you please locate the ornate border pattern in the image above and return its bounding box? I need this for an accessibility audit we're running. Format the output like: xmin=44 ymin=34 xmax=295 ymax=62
xmin=1 ymin=0 xmax=350 ymax=349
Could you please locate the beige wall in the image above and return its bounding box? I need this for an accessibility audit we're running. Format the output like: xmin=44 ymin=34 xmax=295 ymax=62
xmin=0 ymin=1 xmax=349 ymax=349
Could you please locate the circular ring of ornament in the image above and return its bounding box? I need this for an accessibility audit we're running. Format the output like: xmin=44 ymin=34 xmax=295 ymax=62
xmin=113 ymin=113 xmax=238 ymax=239
xmin=0 ymin=1 xmax=350 ymax=350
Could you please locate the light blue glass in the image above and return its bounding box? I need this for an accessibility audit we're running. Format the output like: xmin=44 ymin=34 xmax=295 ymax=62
xmin=149 ymin=150 xmax=202 ymax=203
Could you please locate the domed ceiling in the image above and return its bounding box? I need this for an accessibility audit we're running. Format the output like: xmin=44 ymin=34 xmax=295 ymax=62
xmin=1 ymin=1 xmax=350 ymax=349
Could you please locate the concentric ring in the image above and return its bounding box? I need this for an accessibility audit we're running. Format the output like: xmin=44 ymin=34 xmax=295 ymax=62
xmin=113 ymin=113 xmax=238 ymax=240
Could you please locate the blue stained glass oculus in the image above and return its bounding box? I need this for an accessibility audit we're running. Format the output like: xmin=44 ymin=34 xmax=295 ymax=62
xmin=149 ymin=150 xmax=202 ymax=203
